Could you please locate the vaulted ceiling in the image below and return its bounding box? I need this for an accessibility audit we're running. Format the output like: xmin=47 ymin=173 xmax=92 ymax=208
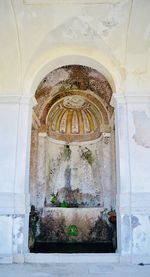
xmin=0 ymin=0 xmax=150 ymax=95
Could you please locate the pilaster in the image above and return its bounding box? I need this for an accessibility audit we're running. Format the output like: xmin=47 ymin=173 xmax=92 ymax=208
xmin=112 ymin=92 xmax=150 ymax=262
xmin=0 ymin=95 xmax=36 ymax=262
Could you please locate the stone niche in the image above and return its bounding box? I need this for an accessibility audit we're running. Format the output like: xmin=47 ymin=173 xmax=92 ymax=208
xmin=29 ymin=65 xmax=116 ymax=250
xmin=46 ymin=139 xmax=103 ymax=208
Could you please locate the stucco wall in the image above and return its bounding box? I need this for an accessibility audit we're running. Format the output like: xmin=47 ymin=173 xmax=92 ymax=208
xmin=0 ymin=0 xmax=150 ymax=264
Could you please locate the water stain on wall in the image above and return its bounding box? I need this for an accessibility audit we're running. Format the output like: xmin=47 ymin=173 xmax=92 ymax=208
xmin=133 ymin=111 xmax=150 ymax=148
xmin=131 ymin=215 xmax=141 ymax=229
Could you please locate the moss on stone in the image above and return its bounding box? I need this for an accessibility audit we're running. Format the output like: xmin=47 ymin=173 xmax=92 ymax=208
xmin=81 ymin=147 xmax=94 ymax=166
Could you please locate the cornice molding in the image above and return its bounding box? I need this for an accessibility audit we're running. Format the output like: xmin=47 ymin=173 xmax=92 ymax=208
xmin=23 ymin=0 xmax=120 ymax=4
xmin=111 ymin=93 xmax=150 ymax=106
xmin=0 ymin=95 xmax=37 ymax=106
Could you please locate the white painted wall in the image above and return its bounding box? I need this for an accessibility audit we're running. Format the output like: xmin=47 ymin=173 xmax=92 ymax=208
xmin=1 ymin=94 xmax=150 ymax=264
xmin=0 ymin=0 xmax=150 ymax=264
xmin=0 ymin=96 xmax=33 ymax=263
xmin=0 ymin=102 xmax=19 ymax=193
xmin=113 ymin=94 xmax=150 ymax=262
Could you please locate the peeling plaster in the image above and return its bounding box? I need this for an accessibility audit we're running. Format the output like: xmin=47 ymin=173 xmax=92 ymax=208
xmin=132 ymin=215 xmax=150 ymax=255
xmin=131 ymin=215 xmax=140 ymax=229
xmin=133 ymin=111 xmax=150 ymax=148
xmin=45 ymin=139 xmax=104 ymax=207
xmin=12 ymin=215 xmax=24 ymax=254
xmin=123 ymin=214 xmax=130 ymax=226
xmin=137 ymin=232 xmax=146 ymax=242
xmin=1 ymin=0 xmax=150 ymax=260
xmin=144 ymin=24 xmax=150 ymax=41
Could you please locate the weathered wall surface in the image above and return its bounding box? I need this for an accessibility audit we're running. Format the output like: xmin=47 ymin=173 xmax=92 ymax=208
xmin=0 ymin=97 xmax=33 ymax=263
xmin=46 ymin=139 xmax=103 ymax=208
xmin=39 ymin=207 xmax=113 ymax=243
xmin=0 ymin=0 xmax=150 ymax=264
xmin=113 ymin=95 xmax=150 ymax=263
xmin=127 ymin=101 xmax=150 ymax=258
xmin=0 ymin=1 xmax=150 ymax=95
xmin=29 ymin=135 xmax=114 ymax=210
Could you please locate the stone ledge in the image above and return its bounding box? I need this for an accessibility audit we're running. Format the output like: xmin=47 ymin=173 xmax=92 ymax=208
xmin=0 ymin=255 xmax=12 ymax=264
xmin=111 ymin=93 xmax=150 ymax=106
xmin=24 ymin=0 xmax=119 ymax=4
xmin=131 ymin=255 xmax=150 ymax=264
xmin=116 ymin=193 xmax=150 ymax=213
xmin=0 ymin=95 xmax=37 ymax=106
xmin=0 ymin=193 xmax=30 ymax=215
xmin=25 ymin=253 xmax=119 ymax=264
xmin=13 ymin=254 xmax=25 ymax=264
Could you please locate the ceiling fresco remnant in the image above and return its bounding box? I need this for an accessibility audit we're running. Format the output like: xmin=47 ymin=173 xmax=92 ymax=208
xmin=63 ymin=96 xmax=86 ymax=108
xmin=47 ymin=96 xmax=101 ymax=142
xmin=33 ymin=65 xmax=113 ymax=142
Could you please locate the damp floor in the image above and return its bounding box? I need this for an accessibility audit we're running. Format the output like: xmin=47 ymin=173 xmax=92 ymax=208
xmin=0 ymin=263 xmax=150 ymax=277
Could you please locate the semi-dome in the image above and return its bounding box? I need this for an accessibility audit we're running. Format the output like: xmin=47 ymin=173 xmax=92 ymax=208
xmin=46 ymin=95 xmax=102 ymax=142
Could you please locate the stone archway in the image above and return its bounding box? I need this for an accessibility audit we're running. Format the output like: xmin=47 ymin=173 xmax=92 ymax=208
xmin=28 ymin=65 xmax=117 ymax=254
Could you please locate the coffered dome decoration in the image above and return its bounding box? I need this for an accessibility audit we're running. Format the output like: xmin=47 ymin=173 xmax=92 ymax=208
xmin=46 ymin=96 xmax=102 ymax=142
xmin=33 ymin=65 xmax=114 ymax=142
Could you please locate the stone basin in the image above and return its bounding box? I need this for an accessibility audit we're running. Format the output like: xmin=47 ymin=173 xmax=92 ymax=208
xmin=44 ymin=207 xmax=104 ymax=225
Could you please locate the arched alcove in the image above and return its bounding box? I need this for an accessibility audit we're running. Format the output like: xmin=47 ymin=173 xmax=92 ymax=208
xmin=29 ymin=65 xmax=117 ymax=254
